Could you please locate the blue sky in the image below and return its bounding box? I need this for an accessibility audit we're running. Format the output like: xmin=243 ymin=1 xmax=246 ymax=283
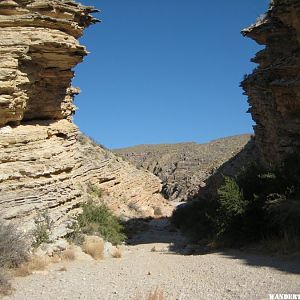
xmin=74 ymin=0 xmax=269 ymax=149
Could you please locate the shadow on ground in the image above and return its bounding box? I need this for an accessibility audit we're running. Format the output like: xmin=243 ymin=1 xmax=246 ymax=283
xmin=124 ymin=217 xmax=300 ymax=275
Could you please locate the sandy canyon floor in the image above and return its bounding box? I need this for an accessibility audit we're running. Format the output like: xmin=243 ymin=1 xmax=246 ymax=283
xmin=4 ymin=218 xmax=300 ymax=300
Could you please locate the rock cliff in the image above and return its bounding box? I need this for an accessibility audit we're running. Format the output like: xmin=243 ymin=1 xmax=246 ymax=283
xmin=114 ymin=135 xmax=251 ymax=201
xmin=0 ymin=0 xmax=97 ymax=126
xmin=0 ymin=0 xmax=172 ymax=238
xmin=242 ymin=0 xmax=300 ymax=166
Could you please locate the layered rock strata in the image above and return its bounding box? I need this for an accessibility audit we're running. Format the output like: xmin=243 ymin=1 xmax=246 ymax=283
xmin=114 ymin=135 xmax=251 ymax=201
xmin=242 ymin=0 xmax=300 ymax=165
xmin=0 ymin=0 xmax=98 ymax=126
xmin=0 ymin=0 xmax=172 ymax=237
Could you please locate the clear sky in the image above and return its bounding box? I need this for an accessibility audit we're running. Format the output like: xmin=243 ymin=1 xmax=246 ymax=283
xmin=74 ymin=0 xmax=270 ymax=149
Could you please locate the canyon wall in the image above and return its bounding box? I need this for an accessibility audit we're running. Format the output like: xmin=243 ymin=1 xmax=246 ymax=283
xmin=242 ymin=0 xmax=300 ymax=166
xmin=0 ymin=0 xmax=171 ymax=238
xmin=114 ymin=135 xmax=251 ymax=201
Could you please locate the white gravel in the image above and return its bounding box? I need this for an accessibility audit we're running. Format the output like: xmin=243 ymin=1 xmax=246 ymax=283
xmin=5 ymin=219 xmax=300 ymax=300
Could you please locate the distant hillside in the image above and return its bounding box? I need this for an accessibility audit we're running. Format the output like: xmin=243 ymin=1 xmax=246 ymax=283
xmin=113 ymin=134 xmax=251 ymax=201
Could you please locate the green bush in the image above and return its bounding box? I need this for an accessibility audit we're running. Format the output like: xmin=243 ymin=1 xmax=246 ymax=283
xmin=32 ymin=211 xmax=53 ymax=248
xmin=172 ymin=153 xmax=300 ymax=251
xmin=237 ymin=154 xmax=300 ymax=242
xmin=215 ymin=177 xmax=248 ymax=241
xmin=68 ymin=201 xmax=126 ymax=246
xmin=218 ymin=177 xmax=247 ymax=218
xmin=86 ymin=182 xmax=102 ymax=198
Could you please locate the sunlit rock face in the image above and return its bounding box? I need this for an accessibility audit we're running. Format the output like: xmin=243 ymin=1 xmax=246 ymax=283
xmin=114 ymin=135 xmax=251 ymax=202
xmin=242 ymin=0 xmax=300 ymax=166
xmin=0 ymin=0 xmax=172 ymax=238
xmin=0 ymin=0 xmax=98 ymax=125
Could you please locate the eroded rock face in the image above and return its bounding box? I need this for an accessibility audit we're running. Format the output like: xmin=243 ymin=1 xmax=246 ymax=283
xmin=0 ymin=1 xmax=172 ymax=237
xmin=0 ymin=121 xmax=172 ymax=237
xmin=0 ymin=0 xmax=97 ymax=126
xmin=242 ymin=0 xmax=300 ymax=165
xmin=114 ymin=135 xmax=251 ymax=201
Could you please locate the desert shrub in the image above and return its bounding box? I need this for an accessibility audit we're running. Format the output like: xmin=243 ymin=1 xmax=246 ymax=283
xmin=264 ymin=195 xmax=300 ymax=239
xmin=237 ymin=154 xmax=300 ymax=242
xmin=0 ymin=220 xmax=29 ymax=296
xmin=215 ymin=177 xmax=248 ymax=241
xmin=0 ymin=270 xmax=11 ymax=296
xmin=86 ymin=182 xmax=102 ymax=198
xmin=32 ymin=211 xmax=53 ymax=248
xmin=68 ymin=201 xmax=126 ymax=245
xmin=218 ymin=177 xmax=246 ymax=218
xmin=82 ymin=236 xmax=104 ymax=260
xmin=15 ymin=256 xmax=50 ymax=277
xmin=0 ymin=221 xmax=29 ymax=268
xmin=61 ymin=248 xmax=76 ymax=261
xmin=112 ymin=246 xmax=122 ymax=258
xmin=171 ymin=198 xmax=217 ymax=242
xmin=172 ymin=153 xmax=300 ymax=250
xmin=67 ymin=220 xmax=84 ymax=245
xmin=77 ymin=133 xmax=107 ymax=150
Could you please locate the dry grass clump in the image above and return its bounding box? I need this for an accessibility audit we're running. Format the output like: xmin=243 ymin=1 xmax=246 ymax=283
xmin=0 ymin=220 xmax=30 ymax=295
xmin=147 ymin=289 xmax=165 ymax=300
xmin=61 ymin=248 xmax=76 ymax=261
xmin=0 ymin=221 xmax=29 ymax=269
xmin=112 ymin=247 xmax=122 ymax=258
xmin=58 ymin=266 xmax=67 ymax=272
xmin=15 ymin=256 xmax=49 ymax=277
xmin=0 ymin=270 xmax=12 ymax=297
xmin=82 ymin=237 xmax=104 ymax=260
xmin=51 ymin=254 xmax=62 ymax=264
xmin=135 ymin=288 xmax=166 ymax=300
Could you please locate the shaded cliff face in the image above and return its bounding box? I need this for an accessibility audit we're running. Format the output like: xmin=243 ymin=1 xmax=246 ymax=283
xmin=242 ymin=0 xmax=300 ymax=165
xmin=0 ymin=0 xmax=172 ymax=237
xmin=114 ymin=135 xmax=251 ymax=201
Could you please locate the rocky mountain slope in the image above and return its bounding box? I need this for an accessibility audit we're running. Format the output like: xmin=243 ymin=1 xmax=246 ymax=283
xmin=113 ymin=135 xmax=251 ymax=201
xmin=0 ymin=0 xmax=172 ymax=238
xmin=242 ymin=0 xmax=300 ymax=165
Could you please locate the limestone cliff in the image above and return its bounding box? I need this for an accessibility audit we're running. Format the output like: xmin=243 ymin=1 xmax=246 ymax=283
xmin=114 ymin=135 xmax=251 ymax=201
xmin=0 ymin=0 xmax=172 ymax=238
xmin=242 ymin=0 xmax=300 ymax=166
xmin=0 ymin=0 xmax=98 ymax=125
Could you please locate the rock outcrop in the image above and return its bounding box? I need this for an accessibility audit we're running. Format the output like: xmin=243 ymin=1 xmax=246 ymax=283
xmin=0 ymin=0 xmax=172 ymax=238
xmin=0 ymin=0 xmax=97 ymax=126
xmin=242 ymin=0 xmax=300 ymax=166
xmin=114 ymin=135 xmax=251 ymax=201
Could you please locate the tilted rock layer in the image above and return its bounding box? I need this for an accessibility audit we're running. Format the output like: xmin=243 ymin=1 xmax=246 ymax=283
xmin=242 ymin=0 xmax=300 ymax=165
xmin=0 ymin=0 xmax=172 ymax=237
xmin=114 ymin=135 xmax=251 ymax=201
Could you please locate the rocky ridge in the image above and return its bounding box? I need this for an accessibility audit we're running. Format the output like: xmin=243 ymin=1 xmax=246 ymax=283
xmin=114 ymin=135 xmax=251 ymax=201
xmin=242 ymin=0 xmax=300 ymax=165
xmin=0 ymin=0 xmax=172 ymax=238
